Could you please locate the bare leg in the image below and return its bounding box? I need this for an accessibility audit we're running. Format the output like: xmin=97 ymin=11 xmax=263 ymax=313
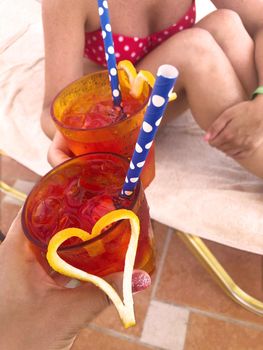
xmin=196 ymin=9 xmax=258 ymax=96
xmin=137 ymin=28 xmax=263 ymax=178
xmin=138 ymin=28 xmax=245 ymax=131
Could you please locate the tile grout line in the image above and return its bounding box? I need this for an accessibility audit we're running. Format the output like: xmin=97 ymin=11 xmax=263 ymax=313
xmin=152 ymin=299 xmax=263 ymax=332
xmin=88 ymin=323 xmax=167 ymax=350
xmin=89 ymin=225 xmax=175 ymax=350
xmin=150 ymin=227 xmax=173 ymax=299
xmin=181 ymin=309 xmax=190 ymax=350
xmin=136 ymin=227 xmax=177 ymax=350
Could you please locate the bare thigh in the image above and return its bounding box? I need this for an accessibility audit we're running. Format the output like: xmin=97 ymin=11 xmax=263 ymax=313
xmin=196 ymin=9 xmax=257 ymax=95
xmin=137 ymin=27 xmax=246 ymax=130
xmin=137 ymin=27 xmax=263 ymax=179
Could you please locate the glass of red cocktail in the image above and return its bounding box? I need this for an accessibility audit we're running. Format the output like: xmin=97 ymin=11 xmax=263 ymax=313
xmin=50 ymin=69 xmax=154 ymax=188
xmin=22 ymin=152 xmax=155 ymax=276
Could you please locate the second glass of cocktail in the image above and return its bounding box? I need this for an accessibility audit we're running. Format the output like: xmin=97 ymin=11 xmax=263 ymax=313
xmin=51 ymin=69 xmax=154 ymax=188
xmin=22 ymin=152 xmax=155 ymax=276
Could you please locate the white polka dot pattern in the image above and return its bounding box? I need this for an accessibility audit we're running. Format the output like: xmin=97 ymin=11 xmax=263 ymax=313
xmin=145 ymin=141 xmax=153 ymax=149
xmin=142 ymin=121 xmax=153 ymax=133
xmin=155 ymin=116 xmax=163 ymax=126
xmin=86 ymin=1 xmax=196 ymax=66
xmin=108 ymin=45 xmax=114 ymax=54
xmin=97 ymin=0 xmax=122 ymax=106
xmin=105 ymin=23 xmax=111 ymax=32
xmin=113 ymin=89 xmax=119 ymax=97
xmin=137 ymin=161 xmax=145 ymax=168
xmin=110 ymin=68 xmax=117 ymax=75
xmin=121 ymin=65 xmax=179 ymax=196
xmin=135 ymin=143 xmax=143 ymax=153
xmin=152 ymin=95 xmax=165 ymax=107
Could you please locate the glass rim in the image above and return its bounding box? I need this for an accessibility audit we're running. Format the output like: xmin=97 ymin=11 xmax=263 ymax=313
xmin=50 ymin=68 xmax=151 ymax=132
xmin=21 ymin=152 xmax=141 ymax=252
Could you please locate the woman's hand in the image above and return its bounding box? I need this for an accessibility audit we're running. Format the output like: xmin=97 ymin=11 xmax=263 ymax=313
xmin=48 ymin=131 xmax=73 ymax=167
xmin=0 ymin=214 xmax=151 ymax=350
xmin=205 ymin=97 xmax=263 ymax=159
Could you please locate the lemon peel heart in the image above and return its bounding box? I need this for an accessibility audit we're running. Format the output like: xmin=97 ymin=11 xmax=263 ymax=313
xmin=46 ymin=209 xmax=140 ymax=328
xmin=117 ymin=60 xmax=177 ymax=101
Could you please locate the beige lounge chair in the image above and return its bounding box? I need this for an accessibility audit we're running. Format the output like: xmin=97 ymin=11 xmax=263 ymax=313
xmin=146 ymin=111 xmax=263 ymax=316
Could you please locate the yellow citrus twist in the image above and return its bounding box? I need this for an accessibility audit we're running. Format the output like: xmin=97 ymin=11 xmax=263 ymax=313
xmin=46 ymin=209 xmax=140 ymax=328
xmin=118 ymin=60 xmax=177 ymax=101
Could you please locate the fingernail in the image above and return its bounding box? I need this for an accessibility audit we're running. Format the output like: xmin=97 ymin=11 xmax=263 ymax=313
xmin=65 ymin=279 xmax=81 ymax=289
xmin=132 ymin=270 xmax=151 ymax=293
xmin=204 ymin=133 xmax=211 ymax=141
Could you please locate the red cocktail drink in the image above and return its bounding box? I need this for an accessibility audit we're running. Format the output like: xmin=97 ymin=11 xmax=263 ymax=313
xmin=51 ymin=70 xmax=155 ymax=188
xmin=22 ymin=153 xmax=155 ymax=276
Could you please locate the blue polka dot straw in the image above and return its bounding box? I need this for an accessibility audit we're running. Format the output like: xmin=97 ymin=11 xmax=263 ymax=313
xmin=97 ymin=0 xmax=122 ymax=106
xmin=121 ymin=65 xmax=179 ymax=197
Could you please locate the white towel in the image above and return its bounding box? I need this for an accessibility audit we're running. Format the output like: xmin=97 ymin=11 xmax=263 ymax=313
xmin=0 ymin=0 xmax=51 ymax=174
xmin=146 ymin=112 xmax=263 ymax=255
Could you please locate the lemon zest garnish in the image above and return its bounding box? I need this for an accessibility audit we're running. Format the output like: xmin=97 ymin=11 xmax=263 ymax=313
xmin=117 ymin=60 xmax=177 ymax=102
xmin=46 ymin=209 xmax=140 ymax=328
xmin=117 ymin=60 xmax=137 ymax=88
xmin=130 ymin=70 xmax=155 ymax=98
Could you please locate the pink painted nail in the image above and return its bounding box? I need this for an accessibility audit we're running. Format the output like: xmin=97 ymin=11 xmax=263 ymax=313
xmin=132 ymin=270 xmax=151 ymax=293
xmin=204 ymin=133 xmax=211 ymax=141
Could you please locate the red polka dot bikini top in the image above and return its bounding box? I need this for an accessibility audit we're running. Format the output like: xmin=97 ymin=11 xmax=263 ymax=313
xmin=84 ymin=0 xmax=196 ymax=66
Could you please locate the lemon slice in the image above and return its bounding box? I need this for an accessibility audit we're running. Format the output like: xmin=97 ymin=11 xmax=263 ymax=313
xmin=117 ymin=60 xmax=177 ymax=102
xmin=118 ymin=60 xmax=137 ymax=89
xmin=130 ymin=70 xmax=155 ymax=98
xmin=46 ymin=209 xmax=140 ymax=328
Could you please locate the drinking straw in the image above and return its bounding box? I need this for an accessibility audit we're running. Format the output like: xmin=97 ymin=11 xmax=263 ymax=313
xmin=121 ymin=64 xmax=179 ymax=197
xmin=97 ymin=0 xmax=122 ymax=106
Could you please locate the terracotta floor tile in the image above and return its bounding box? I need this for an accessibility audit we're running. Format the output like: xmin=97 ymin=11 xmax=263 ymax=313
xmin=92 ymin=220 xmax=169 ymax=337
xmin=141 ymin=300 xmax=189 ymax=350
xmin=92 ymin=282 xmax=152 ymax=337
xmin=150 ymin=220 xmax=170 ymax=284
xmin=184 ymin=313 xmax=263 ymax=350
xmin=0 ymin=198 xmax=22 ymax=234
xmin=1 ymin=155 xmax=40 ymax=185
xmin=152 ymin=220 xmax=170 ymax=256
xmin=156 ymin=232 xmax=263 ymax=326
xmin=1 ymin=156 xmax=39 ymax=234
xmin=72 ymin=327 xmax=152 ymax=350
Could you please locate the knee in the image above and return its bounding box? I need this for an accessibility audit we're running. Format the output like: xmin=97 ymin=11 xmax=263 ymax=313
xmin=215 ymin=8 xmax=242 ymax=25
xmin=176 ymin=27 xmax=216 ymax=54
xmin=172 ymin=27 xmax=232 ymax=77
xmin=206 ymin=9 xmax=244 ymax=33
